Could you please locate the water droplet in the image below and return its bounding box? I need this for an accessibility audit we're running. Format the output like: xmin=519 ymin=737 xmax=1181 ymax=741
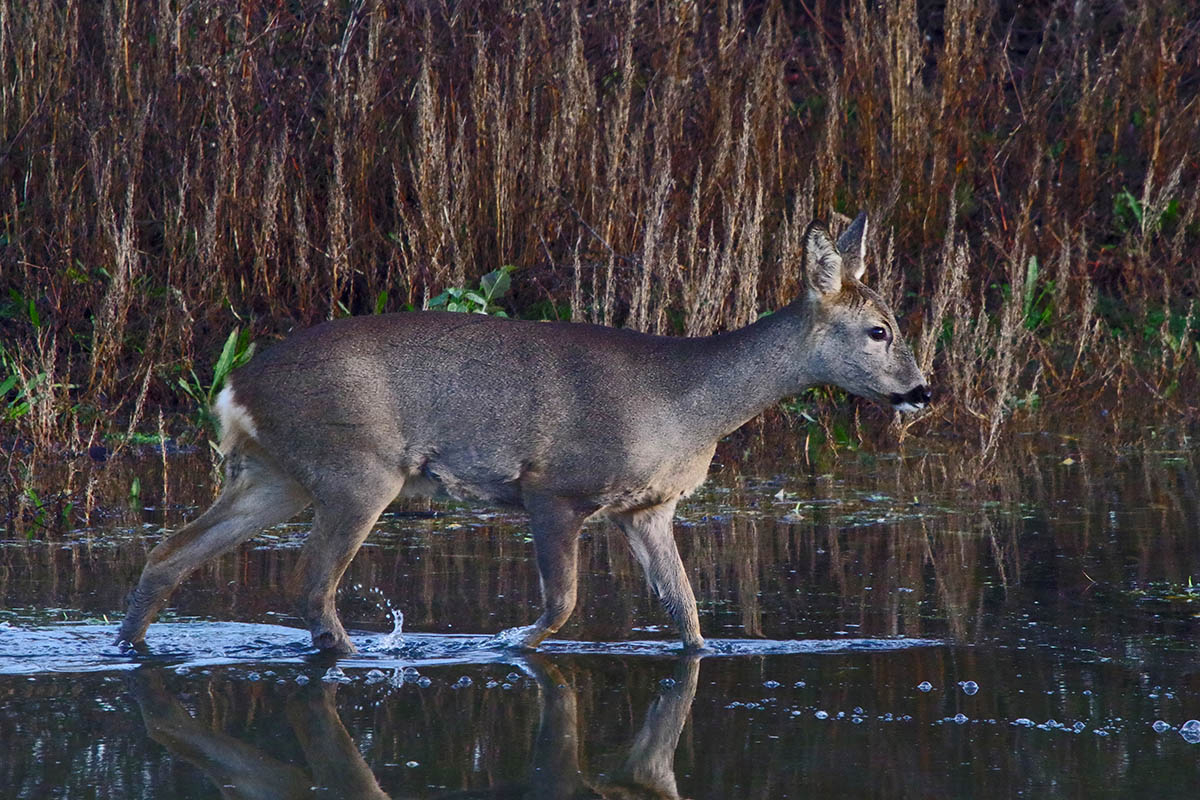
xmin=405 ymin=760 xmax=419 ymax=768
xmin=763 ymin=680 xmax=781 ymax=689
xmin=1152 ymin=720 xmax=1171 ymax=733
xmin=452 ymin=676 xmax=473 ymax=689
xmin=793 ymin=681 xmax=806 ymax=688
xmin=853 ymin=706 xmax=864 ymax=715
xmin=416 ymin=676 xmax=432 ymax=688
xmin=322 ymin=666 xmax=349 ymax=683
xmin=917 ymin=681 xmax=933 ymax=692
xmin=660 ymin=677 xmax=677 ymax=688
xmin=506 ymin=672 xmax=522 ymax=683
xmin=364 ymin=669 xmax=386 ymax=685
xmin=1072 ymin=721 xmax=1086 ymax=733
xmin=295 ymin=674 xmax=310 ymax=685
xmin=1013 ymin=718 xmax=1035 ymax=727
xmin=953 ymin=713 xmax=968 ymax=724
xmin=960 ymin=681 xmax=979 ymax=696
xmin=1181 ymin=720 xmax=1200 ymax=744
xmin=814 ymin=710 xmax=829 ymax=720
xmin=246 ymin=672 xmax=261 ymax=682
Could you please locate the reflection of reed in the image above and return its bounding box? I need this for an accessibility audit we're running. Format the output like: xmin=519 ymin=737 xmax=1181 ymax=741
xmin=127 ymin=656 xmax=699 ymax=799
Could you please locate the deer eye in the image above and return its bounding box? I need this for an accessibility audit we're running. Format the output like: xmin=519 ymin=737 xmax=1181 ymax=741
xmin=868 ymin=326 xmax=889 ymax=342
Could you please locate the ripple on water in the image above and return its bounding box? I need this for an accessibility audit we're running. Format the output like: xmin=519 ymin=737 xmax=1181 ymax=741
xmin=0 ymin=621 xmax=944 ymax=675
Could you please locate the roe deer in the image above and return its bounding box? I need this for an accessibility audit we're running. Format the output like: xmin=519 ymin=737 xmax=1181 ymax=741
xmin=115 ymin=213 xmax=930 ymax=654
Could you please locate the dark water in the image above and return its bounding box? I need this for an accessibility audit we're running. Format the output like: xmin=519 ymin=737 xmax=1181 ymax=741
xmin=2 ymin=432 xmax=1199 ymax=798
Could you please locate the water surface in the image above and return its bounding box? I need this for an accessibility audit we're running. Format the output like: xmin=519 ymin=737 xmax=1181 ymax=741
xmin=2 ymin=432 xmax=1198 ymax=797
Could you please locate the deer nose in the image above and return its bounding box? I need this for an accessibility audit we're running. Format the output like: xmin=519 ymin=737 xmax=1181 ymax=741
xmin=890 ymin=385 xmax=931 ymax=408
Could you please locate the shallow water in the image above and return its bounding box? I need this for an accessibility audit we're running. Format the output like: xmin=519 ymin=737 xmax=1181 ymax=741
xmin=2 ymin=432 xmax=1199 ymax=797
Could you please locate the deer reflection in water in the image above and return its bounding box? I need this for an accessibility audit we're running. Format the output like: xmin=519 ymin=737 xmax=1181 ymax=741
xmin=130 ymin=656 xmax=700 ymax=799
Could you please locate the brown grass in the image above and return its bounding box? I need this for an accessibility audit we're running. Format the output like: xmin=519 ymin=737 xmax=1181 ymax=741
xmin=1 ymin=0 xmax=1199 ymax=469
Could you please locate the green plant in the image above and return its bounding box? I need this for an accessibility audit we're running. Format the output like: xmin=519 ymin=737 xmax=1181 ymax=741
xmin=178 ymin=327 xmax=256 ymax=429
xmin=428 ymin=266 xmax=515 ymax=316
xmin=1022 ymin=256 xmax=1053 ymax=332
xmin=0 ymin=345 xmax=51 ymax=422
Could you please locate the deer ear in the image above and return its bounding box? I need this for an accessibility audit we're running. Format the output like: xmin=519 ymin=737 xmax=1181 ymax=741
xmin=805 ymin=221 xmax=843 ymax=297
xmin=836 ymin=211 xmax=868 ymax=282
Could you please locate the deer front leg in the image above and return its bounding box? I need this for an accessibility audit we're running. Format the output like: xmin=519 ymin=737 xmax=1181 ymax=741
xmin=496 ymin=495 xmax=587 ymax=650
xmin=612 ymin=501 xmax=704 ymax=651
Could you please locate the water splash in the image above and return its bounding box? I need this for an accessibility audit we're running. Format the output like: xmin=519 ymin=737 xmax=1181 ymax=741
xmin=0 ymin=621 xmax=945 ymax=675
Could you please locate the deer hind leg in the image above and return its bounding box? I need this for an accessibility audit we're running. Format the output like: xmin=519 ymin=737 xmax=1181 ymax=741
xmin=116 ymin=443 xmax=310 ymax=646
xmin=291 ymin=468 xmax=403 ymax=654
xmin=612 ymin=501 xmax=704 ymax=651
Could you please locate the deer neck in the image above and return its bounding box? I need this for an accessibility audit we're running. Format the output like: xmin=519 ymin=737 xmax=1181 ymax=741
xmin=675 ymin=302 xmax=819 ymax=444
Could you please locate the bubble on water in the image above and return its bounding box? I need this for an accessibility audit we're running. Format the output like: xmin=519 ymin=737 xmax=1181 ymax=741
xmin=1094 ymin=729 xmax=1109 ymax=737
xmin=485 ymin=680 xmax=500 ymax=689
xmin=763 ymin=680 xmax=781 ymax=689
xmin=322 ymin=666 xmax=350 ymax=683
xmin=853 ymin=706 xmax=864 ymax=715
xmin=660 ymin=678 xmax=677 ymax=688
xmin=1152 ymin=720 xmax=1172 ymax=733
xmin=1072 ymin=721 xmax=1086 ymax=733
xmin=794 ymin=681 xmax=807 ymax=688
xmin=960 ymin=681 xmax=979 ymax=696
xmin=405 ymin=761 xmax=419 ymax=768
xmin=402 ymin=666 xmax=421 ymax=682
xmin=917 ymin=681 xmax=933 ymax=692
xmin=365 ymin=669 xmax=387 ymax=685
xmin=295 ymin=674 xmax=310 ymax=685
xmin=246 ymin=672 xmax=261 ymax=682
xmin=1181 ymin=720 xmax=1200 ymax=744
xmin=852 ymin=716 xmax=864 ymax=724
xmin=1038 ymin=719 xmax=1060 ymax=730
xmin=815 ymin=710 xmax=829 ymax=720
xmin=174 ymin=666 xmax=190 ymax=675
xmin=506 ymin=672 xmax=522 ymax=684
xmin=452 ymin=676 xmax=473 ymax=689
xmin=416 ymin=676 xmax=432 ymax=688
xmin=790 ymin=710 xmax=804 ymax=717
xmin=1013 ymin=718 xmax=1035 ymax=728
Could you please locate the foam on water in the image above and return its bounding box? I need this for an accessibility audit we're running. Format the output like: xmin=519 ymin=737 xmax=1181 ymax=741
xmin=0 ymin=621 xmax=945 ymax=675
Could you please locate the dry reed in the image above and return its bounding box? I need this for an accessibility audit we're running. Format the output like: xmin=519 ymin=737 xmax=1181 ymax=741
xmin=0 ymin=0 xmax=1197 ymax=472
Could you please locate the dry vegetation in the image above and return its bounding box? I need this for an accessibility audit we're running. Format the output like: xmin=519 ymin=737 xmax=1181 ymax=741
xmin=2 ymin=0 xmax=1199 ymax=477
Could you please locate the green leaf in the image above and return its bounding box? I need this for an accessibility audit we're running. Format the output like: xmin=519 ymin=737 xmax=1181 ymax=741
xmin=0 ymin=373 xmax=18 ymax=397
xmin=210 ymin=328 xmax=241 ymax=398
xmin=479 ymin=267 xmax=512 ymax=302
xmin=374 ymin=290 xmax=388 ymax=315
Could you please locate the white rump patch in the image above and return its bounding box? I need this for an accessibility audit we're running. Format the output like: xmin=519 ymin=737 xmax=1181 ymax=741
xmin=214 ymin=384 xmax=259 ymax=453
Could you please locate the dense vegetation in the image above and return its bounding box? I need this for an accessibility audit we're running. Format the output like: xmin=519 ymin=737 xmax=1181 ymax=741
xmin=2 ymin=0 xmax=1199 ymax=478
